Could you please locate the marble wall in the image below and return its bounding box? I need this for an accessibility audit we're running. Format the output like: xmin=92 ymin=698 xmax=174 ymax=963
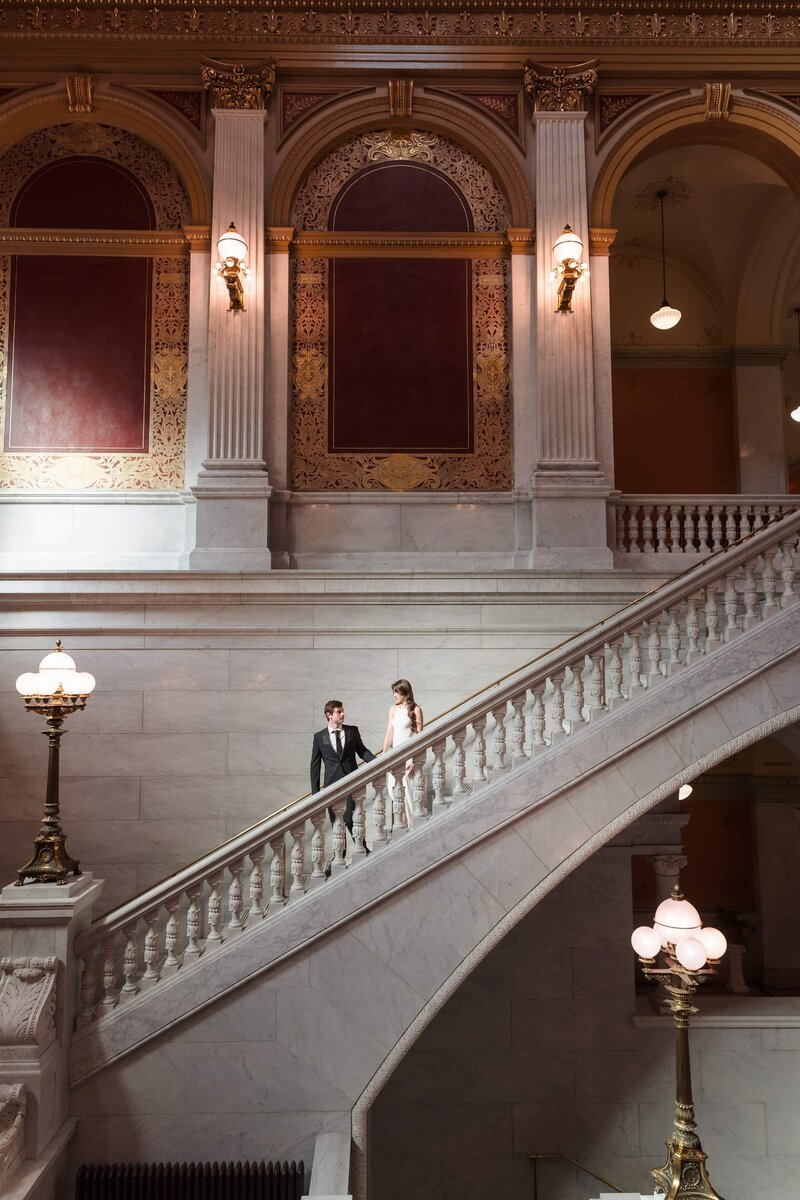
xmin=371 ymin=848 xmax=800 ymax=1200
xmin=0 ymin=570 xmax=654 ymax=914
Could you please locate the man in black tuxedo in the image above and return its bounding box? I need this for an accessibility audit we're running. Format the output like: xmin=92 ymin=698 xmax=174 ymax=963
xmin=310 ymin=700 xmax=376 ymax=845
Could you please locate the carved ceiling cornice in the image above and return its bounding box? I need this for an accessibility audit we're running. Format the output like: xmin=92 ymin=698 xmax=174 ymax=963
xmin=1 ymin=2 xmax=800 ymax=48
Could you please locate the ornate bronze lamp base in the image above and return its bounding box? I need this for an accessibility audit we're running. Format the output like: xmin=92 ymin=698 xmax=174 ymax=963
xmin=16 ymin=832 xmax=81 ymax=886
xmin=652 ymin=1131 xmax=724 ymax=1200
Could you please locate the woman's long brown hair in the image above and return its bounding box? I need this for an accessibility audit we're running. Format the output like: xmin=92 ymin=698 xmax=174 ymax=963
xmin=391 ymin=678 xmax=417 ymax=734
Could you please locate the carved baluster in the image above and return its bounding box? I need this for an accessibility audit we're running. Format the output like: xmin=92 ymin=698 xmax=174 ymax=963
xmin=626 ymin=507 xmax=639 ymax=553
xmin=642 ymin=505 xmax=655 ymax=553
xmin=549 ymin=675 xmax=566 ymax=743
xmin=704 ymin=584 xmax=721 ymax=650
xmin=761 ymin=551 xmax=779 ymax=617
xmin=568 ymin=660 xmax=586 ymax=730
xmin=674 ymin=506 xmax=687 ymax=553
xmin=655 ymin=505 xmax=668 ymax=553
xmin=391 ymin=772 xmax=408 ymax=834
xmin=587 ymin=652 xmax=605 ymax=720
xmin=308 ymin=813 xmax=327 ymax=886
xmin=607 ymin=640 xmax=624 ymax=709
xmin=289 ymin=824 xmax=307 ymax=895
xmin=351 ymin=788 xmax=368 ymax=860
xmin=723 ymin=573 xmax=740 ymax=640
xmin=100 ymin=940 xmax=120 ymax=1011
xmin=697 ymin=505 xmax=711 ymax=553
xmin=227 ymin=859 xmax=245 ymax=934
xmin=646 ymin=618 xmax=663 ymax=687
xmin=665 ymin=608 xmax=682 ymax=674
xmin=330 ymin=803 xmax=347 ymax=876
xmin=685 ymin=595 xmax=702 ymax=664
xmin=742 ymin=562 xmax=759 ymax=630
xmin=471 ymin=717 xmax=487 ymax=789
xmin=118 ymin=927 xmax=141 ymax=1003
xmin=206 ymin=873 xmax=225 ymax=947
xmin=411 ymin=753 xmax=429 ymax=823
xmin=76 ymin=948 xmax=98 ymax=1026
xmin=163 ymin=898 xmax=182 ymax=975
xmin=491 ymin=704 xmax=508 ymax=772
xmin=431 ymin=741 xmax=447 ymax=815
xmin=615 ymin=505 xmax=626 ymax=552
xmin=247 ymin=846 xmax=265 ymax=923
xmin=371 ymin=780 xmax=388 ymax=849
xmin=269 ymin=837 xmax=287 ymax=905
xmin=687 ymin=505 xmax=701 ymax=553
xmin=141 ymin=914 xmax=162 ymax=986
xmin=451 ymin=730 xmax=467 ymax=800
xmin=627 ymin=628 xmax=644 ymax=695
xmin=710 ymin=505 xmax=724 ymax=551
xmin=509 ymin=694 xmax=527 ymax=767
xmin=184 ymin=886 xmax=203 ymax=958
xmin=531 ymin=686 xmax=547 ymax=751
xmin=780 ymin=537 xmax=798 ymax=607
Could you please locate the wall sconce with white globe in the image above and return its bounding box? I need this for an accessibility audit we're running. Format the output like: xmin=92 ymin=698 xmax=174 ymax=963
xmin=551 ymin=224 xmax=586 ymax=314
xmin=216 ymin=222 xmax=249 ymax=311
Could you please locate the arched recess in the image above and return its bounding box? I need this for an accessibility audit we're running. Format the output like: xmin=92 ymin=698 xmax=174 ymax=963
xmin=0 ymin=85 xmax=210 ymax=224
xmin=592 ymin=93 xmax=800 ymax=229
xmin=270 ymin=91 xmax=532 ymax=230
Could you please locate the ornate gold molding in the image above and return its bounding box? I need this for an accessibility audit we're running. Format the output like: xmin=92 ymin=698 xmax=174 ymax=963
xmin=200 ymin=59 xmax=276 ymax=111
xmin=523 ymin=60 xmax=599 ymax=113
xmin=267 ymin=225 xmax=296 ymax=253
xmin=182 ymin=223 xmax=211 ymax=253
xmin=388 ymin=79 xmax=414 ymax=118
xmin=293 ymin=230 xmax=509 ymax=258
xmin=65 ymin=74 xmax=93 ymax=114
xmin=704 ymin=80 xmax=732 ymax=119
xmin=0 ymin=228 xmax=189 ymax=256
xmin=507 ymin=227 xmax=535 ymax=255
xmin=589 ymin=227 xmax=618 ymax=255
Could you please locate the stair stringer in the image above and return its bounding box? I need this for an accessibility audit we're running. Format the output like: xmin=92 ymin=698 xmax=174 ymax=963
xmin=67 ymin=607 xmax=800 ymax=1177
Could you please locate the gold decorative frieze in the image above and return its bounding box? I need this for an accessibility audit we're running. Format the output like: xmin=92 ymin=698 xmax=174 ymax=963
xmin=507 ymin=227 xmax=535 ymax=254
xmin=65 ymin=73 xmax=93 ymax=113
xmin=2 ymin=3 xmax=800 ymax=46
xmin=293 ymin=231 xmax=509 ymax=259
xmin=704 ymin=80 xmax=732 ymax=119
xmin=589 ymin=227 xmax=618 ymax=256
xmin=267 ymin=226 xmax=296 ymax=253
xmin=0 ymin=229 xmax=189 ymax=256
xmin=201 ymin=59 xmax=276 ymax=110
xmin=388 ymin=79 xmax=414 ymax=118
xmin=523 ymin=59 xmax=598 ymax=113
xmin=362 ymin=129 xmax=437 ymax=162
xmin=182 ymin=224 xmax=212 ymax=253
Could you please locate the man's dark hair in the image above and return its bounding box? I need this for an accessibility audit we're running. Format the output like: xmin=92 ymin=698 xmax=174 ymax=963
xmin=324 ymin=699 xmax=343 ymax=718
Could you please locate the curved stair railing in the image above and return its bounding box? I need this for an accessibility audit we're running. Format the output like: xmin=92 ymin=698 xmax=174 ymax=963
xmin=73 ymin=506 xmax=800 ymax=1028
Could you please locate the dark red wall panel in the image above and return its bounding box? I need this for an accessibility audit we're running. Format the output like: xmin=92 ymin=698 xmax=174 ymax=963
xmin=11 ymin=158 xmax=155 ymax=229
xmin=6 ymin=255 xmax=152 ymax=453
xmin=329 ymin=258 xmax=473 ymax=453
xmin=330 ymin=163 xmax=472 ymax=232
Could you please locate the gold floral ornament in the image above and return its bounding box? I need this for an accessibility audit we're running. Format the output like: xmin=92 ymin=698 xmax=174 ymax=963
xmin=201 ymin=59 xmax=276 ymax=110
xmin=523 ymin=59 xmax=599 ymax=113
xmin=368 ymin=454 xmax=437 ymax=491
xmin=363 ymin=130 xmax=437 ymax=162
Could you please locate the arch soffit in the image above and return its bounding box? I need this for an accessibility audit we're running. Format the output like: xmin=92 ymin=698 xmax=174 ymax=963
xmin=0 ymin=86 xmax=211 ymax=224
xmin=592 ymin=93 xmax=800 ymax=229
xmin=269 ymin=93 xmax=532 ymax=229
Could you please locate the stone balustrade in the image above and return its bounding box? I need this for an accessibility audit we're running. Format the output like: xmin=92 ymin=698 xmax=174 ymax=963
xmin=614 ymin=494 xmax=797 ymax=556
xmin=72 ymin=506 xmax=800 ymax=1026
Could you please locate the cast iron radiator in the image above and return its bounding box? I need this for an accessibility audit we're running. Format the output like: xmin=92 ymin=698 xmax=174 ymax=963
xmin=75 ymin=1160 xmax=305 ymax=1200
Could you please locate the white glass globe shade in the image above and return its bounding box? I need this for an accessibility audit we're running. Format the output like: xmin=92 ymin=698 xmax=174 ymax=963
xmin=39 ymin=648 xmax=76 ymax=671
xmin=15 ymin=671 xmax=41 ymax=696
xmin=678 ymin=783 xmax=693 ymax=800
xmin=698 ymin=926 xmax=727 ymax=961
xmin=71 ymin=672 xmax=96 ymax=695
xmin=650 ymin=303 xmax=682 ymax=330
xmin=791 ymin=405 xmax=800 ymax=423
xmin=675 ymin=937 xmax=708 ymax=971
xmin=553 ymin=224 xmax=583 ymax=266
xmin=631 ymin=926 xmax=662 ymax=958
xmin=217 ymin=223 xmax=247 ymax=263
xmin=653 ymin=894 xmax=701 ymax=946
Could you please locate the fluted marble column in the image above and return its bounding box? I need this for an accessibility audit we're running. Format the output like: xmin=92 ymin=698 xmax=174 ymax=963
xmin=525 ymin=62 xmax=613 ymax=567
xmin=190 ymin=61 xmax=275 ymax=571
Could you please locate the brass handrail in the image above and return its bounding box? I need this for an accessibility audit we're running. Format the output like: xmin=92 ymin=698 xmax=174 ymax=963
xmin=530 ymin=1153 xmax=623 ymax=1197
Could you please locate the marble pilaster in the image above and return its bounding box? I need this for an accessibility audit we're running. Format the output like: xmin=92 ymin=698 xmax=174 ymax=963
xmin=734 ymin=349 xmax=788 ymax=494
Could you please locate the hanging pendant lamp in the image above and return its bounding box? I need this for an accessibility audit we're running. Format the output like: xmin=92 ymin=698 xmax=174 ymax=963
xmin=650 ymin=189 xmax=682 ymax=331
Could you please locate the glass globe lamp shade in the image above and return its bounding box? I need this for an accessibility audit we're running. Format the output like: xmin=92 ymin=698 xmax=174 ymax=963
xmin=16 ymin=647 xmax=96 ymax=698
xmin=650 ymin=303 xmax=682 ymax=331
xmin=675 ymin=937 xmax=708 ymax=971
xmin=553 ymin=224 xmax=583 ymax=266
xmin=698 ymin=926 xmax=727 ymax=961
xmin=678 ymin=783 xmax=693 ymax=800
xmin=217 ymin=223 xmax=247 ymax=264
xmin=15 ymin=671 xmax=42 ymax=697
xmin=653 ymin=894 xmax=701 ymax=947
xmin=631 ymin=926 xmax=662 ymax=959
xmin=791 ymin=405 xmax=800 ymax=423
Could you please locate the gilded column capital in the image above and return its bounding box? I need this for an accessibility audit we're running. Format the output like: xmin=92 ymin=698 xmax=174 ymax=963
xmin=201 ymin=59 xmax=276 ymax=111
xmin=588 ymin=227 xmax=617 ymax=256
xmin=523 ymin=60 xmax=598 ymax=113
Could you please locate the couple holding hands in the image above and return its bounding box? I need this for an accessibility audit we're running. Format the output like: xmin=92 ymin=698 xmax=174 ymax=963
xmin=309 ymin=679 xmax=424 ymax=839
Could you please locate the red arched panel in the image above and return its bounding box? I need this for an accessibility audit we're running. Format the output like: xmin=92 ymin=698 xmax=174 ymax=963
xmin=11 ymin=157 xmax=155 ymax=229
xmin=329 ymin=162 xmax=472 ymax=232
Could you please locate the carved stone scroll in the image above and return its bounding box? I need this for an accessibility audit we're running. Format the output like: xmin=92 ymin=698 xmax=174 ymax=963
xmin=523 ymin=59 xmax=598 ymax=112
xmin=0 ymin=1084 xmax=26 ymax=1183
xmin=0 ymin=958 xmax=57 ymax=1048
xmin=201 ymin=59 xmax=276 ymax=110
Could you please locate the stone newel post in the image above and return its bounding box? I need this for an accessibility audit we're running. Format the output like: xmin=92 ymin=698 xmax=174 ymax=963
xmin=190 ymin=60 xmax=275 ymax=570
xmin=525 ymin=61 xmax=613 ymax=567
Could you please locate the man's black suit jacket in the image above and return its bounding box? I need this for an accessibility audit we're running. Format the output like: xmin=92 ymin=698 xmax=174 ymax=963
xmin=310 ymin=724 xmax=376 ymax=795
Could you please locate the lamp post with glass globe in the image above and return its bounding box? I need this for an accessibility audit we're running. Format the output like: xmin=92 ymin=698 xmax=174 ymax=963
xmin=14 ymin=640 xmax=95 ymax=885
xmin=631 ymin=886 xmax=727 ymax=1200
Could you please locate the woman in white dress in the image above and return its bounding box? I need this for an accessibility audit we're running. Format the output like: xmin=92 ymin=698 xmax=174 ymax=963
xmin=382 ymin=678 xmax=424 ymax=828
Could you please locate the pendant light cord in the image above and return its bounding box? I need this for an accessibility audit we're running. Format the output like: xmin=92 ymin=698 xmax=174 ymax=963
xmin=659 ymin=190 xmax=669 ymax=307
